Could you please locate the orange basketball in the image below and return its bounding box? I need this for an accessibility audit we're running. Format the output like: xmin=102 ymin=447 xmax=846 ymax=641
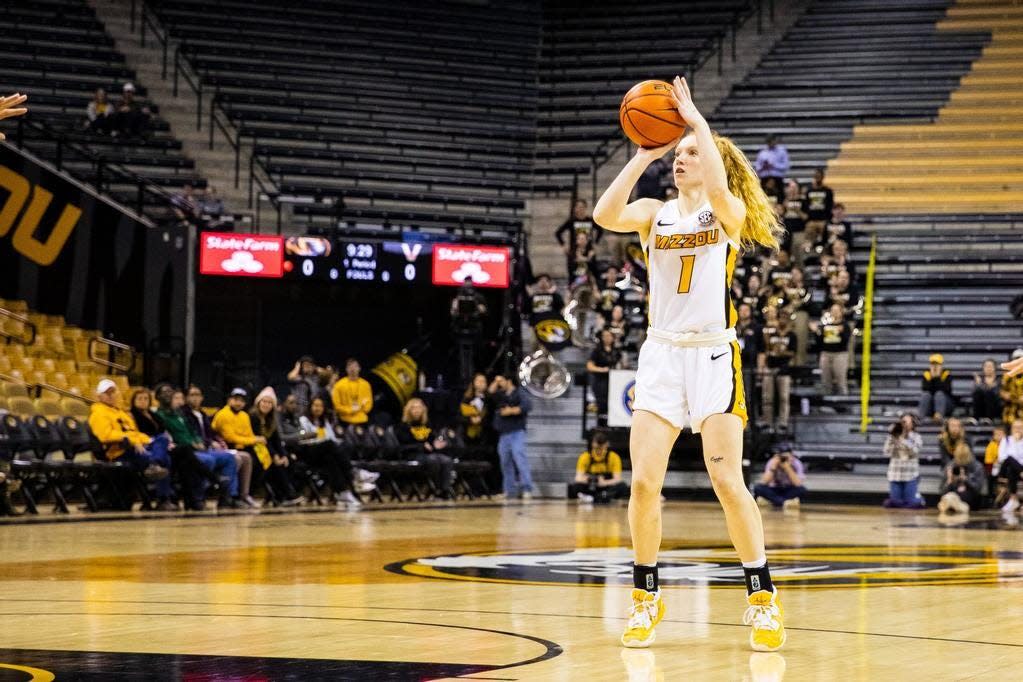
xmin=619 ymin=80 xmax=687 ymax=148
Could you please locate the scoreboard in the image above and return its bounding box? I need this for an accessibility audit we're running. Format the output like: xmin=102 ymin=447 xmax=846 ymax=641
xmin=198 ymin=231 xmax=513 ymax=288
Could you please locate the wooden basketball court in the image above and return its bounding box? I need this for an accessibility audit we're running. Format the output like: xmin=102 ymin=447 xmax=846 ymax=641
xmin=0 ymin=501 xmax=1020 ymax=680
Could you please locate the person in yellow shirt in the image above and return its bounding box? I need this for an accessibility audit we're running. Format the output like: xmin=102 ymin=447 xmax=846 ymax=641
xmin=88 ymin=379 xmax=175 ymax=508
xmin=211 ymin=388 xmax=266 ymax=452
xmin=332 ymin=358 xmax=373 ymax=425
xmin=568 ymin=430 xmax=628 ymax=503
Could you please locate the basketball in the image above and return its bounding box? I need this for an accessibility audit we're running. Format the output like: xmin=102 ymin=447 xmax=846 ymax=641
xmin=619 ymin=80 xmax=687 ymax=148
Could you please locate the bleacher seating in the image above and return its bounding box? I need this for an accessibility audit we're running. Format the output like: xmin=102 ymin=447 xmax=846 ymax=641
xmin=713 ymin=0 xmax=989 ymax=184
xmin=150 ymin=0 xmax=539 ymax=235
xmin=0 ymin=0 xmax=203 ymax=223
xmin=534 ymin=0 xmax=752 ymax=193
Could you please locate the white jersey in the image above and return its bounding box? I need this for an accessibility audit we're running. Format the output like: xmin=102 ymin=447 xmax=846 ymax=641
xmin=644 ymin=199 xmax=739 ymax=334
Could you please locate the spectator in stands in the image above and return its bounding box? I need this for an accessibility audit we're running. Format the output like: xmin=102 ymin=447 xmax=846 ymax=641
xmin=937 ymin=442 xmax=985 ymax=514
xmin=761 ymin=177 xmax=784 ymax=208
xmin=248 ymin=387 xmax=303 ymax=506
xmin=587 ymin=329 xmax=622 ymax=426
xmin=89 ymin=379 xmax=175 ymax=511
xmin=556 ymin=199 xmax=602 ymax=257
xmin=737 ymin=272 xmax=765 ymax=317
xmin=760 ymin=306 xmax=796 ymax=432
xmin=288 ymin=355 xmax=328 ymax=414
xmin=972 ymin=359 xmax=1002 ymax=423
xmin=569 ymin=231 xmax=597 ymax=284
xmin=825 ymin=269 xmax=858 ymax=311
xmin=85 ymin=88 xmax=112 ymax=134
xmin=489 ymin=374 xmax=534 ymax=500
xmin=597 ymin=265 xmax=623 ymax=320
xmin=604 ymin=304 xmax=631 ymax=351
xmin=636 ymin=157 xmax=669 ymax=200
xmin=158 ymin=388 xmax=241 ymax=509
xmin=279 ymin=393 xmax=363 ymax=506
xmin=212 ymin=388 xmax=272 ymax=507
xmin=112 ymin=82 xmax=150 ymax=138
xmin=919 ymin=354 xmax=954 ymax=421
xmin=568 ymin=430 xmax=628 ymax=503
xmin=307 ymin=396 xmax=378 ymax=493
xmin=816 ymin=303 xmax=852 ymax=396
xmin=1000 ymin=349 xmax=1023 ymax=425
xmin=184 ymin=384 xmax=257 ymax=508
xmin=782 ymin=180 xmax=807 ymax=252
xmin=736 ymin=302 xmax=765 ymax=423
xmin=332 ymin=358 xmax=373 ymax=426
xmin=395 ymin=397 xmax=455 ymax=499
xmin=883 ymin=413 xmax=925 ymax=508
xmin=199 ymin=185 xmax=227 ymax=228
xmin=803 ymin=168 xmax=834 ymax=226
xmin=985 ymin=425 xmax=1006 ymax=476
xmin=822 ymin=203 xmax=853 ymax=250
xmin=527 ymin=274 xmax=564 ymax=325
xmin=129 ymin=389 xmax=163 ymax=436
xmin=993 ymin=419 xmax=1023 ymax=514
xmin=781 ymin=266 xmax=811 ymax=366
xmin=753 ymin=442 xmax=806 ymax=510
xmin=821 ymin=239 xmax=855 ymax=282
xmin=938 ymin=417 xmax=970 ymax=467
xmin=171 ymin=184 xmax=199 ymax=225
xmin=754 ymin=134 xmax=789 ymax=186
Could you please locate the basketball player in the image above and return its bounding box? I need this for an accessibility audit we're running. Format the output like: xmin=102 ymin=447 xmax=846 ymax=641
xmin=593 ymin=77 xmax=786 ymax=651
xmin=0 ymin=93 xmax=28 ymax=139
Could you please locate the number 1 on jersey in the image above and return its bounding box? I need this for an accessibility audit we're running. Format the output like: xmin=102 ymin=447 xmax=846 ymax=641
xmin=677 ymin=254 xmax=695 ymax=294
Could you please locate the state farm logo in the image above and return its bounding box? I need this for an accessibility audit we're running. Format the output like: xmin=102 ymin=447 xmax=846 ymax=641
xmin=432 ymin=243 xmax=511 ymax=288
xmin=199 ymin=231 xmax=284 ymax=278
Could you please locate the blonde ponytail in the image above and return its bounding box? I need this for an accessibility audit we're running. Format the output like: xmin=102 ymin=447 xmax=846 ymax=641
xmin=713 ymin=133 xmax=785 ymax=251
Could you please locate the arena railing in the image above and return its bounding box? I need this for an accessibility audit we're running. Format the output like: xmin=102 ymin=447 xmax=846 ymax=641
xmin=0 ymin=308 xmax=37 ymax=347
xmin=87 ymin=337 xmax=137 ymax=375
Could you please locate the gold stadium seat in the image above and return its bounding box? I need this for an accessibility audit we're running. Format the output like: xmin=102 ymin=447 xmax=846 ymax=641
xmin=55 ymin=359 xmax=77 ymax=376
xmin=34 ymin=398 xmax=62 ymax=420
xmin=60 ymin=397 xmax=91 ymax=420
xmin=0 ymin=355 xmax=11 ymax=373
xmin=6 ymin=395 xmax=35 ymax=419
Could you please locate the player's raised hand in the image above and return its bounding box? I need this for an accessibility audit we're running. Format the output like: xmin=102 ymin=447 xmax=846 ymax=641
xmin=0 ymin=93 xmax=28 ymax=140
xmin=634 ymin=138 xmax=678 ymax=161
xmin=1002 ymin=356 xmax=1023 ymax=378
xmin=670 ymin=76 xmax=705 ymax=129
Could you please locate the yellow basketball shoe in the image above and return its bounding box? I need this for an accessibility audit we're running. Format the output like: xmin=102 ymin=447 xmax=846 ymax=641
xmin=743 ymin=587 xmax=786 ymax=652
xmin=621 ymin=589 xmax=665 ymax=648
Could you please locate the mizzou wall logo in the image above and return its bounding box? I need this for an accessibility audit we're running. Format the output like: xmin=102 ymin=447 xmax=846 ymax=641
xmin=0 ymin=165 xmax=83 ymax=266
xmin=389 ymin=545 xmax=1023 ymax=588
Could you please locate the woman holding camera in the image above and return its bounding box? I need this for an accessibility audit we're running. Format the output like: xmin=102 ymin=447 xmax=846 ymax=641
xmin=883 ymin=413 xmax=925 ymax=508
xmin=937 ymin=443 xmax=985 ymax=514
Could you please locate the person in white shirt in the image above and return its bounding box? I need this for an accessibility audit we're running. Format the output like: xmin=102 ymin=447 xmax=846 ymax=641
xmin=993 ymin=419 xmax=1023 ymax=514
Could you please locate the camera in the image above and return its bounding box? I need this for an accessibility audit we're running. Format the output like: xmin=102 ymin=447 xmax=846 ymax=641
xmin=890 ymin=421 xmax=904 ymax=438
xmin=952 ymin=465 xmax=964 ymax=477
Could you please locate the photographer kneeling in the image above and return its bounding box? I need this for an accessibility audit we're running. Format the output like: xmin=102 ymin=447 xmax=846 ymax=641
xmin=568 ymin=430 xmax=628 ymax=504
xmin=753 ymin=442 xmax=807 ymax=510
xmin=884 ymin=413 xmax=925 ymax=508
xmin=937 ymin=442 xmax=985 ymax=514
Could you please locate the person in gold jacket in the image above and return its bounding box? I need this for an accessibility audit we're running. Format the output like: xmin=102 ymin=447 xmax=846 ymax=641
xmin=332 ymin=358 xmax=373 ymax=425
xmin=88 ymin=379 xmax=175 ymax=507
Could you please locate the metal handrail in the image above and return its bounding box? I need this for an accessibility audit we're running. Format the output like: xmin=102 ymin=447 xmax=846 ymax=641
xmin=0 ymin=308 xmax=37 ymax=346
xmin=87 ymin=337 xmax=137 ymax=374
xmin=36 ymin=383 xmax=95 ymax=405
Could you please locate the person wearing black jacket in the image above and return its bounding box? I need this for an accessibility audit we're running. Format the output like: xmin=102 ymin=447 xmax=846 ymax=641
xmin=278 ymin=393 xmax=356 ymax=506
xmin=130 ymin=389 xmax=164 ymax=436
xmin=736 ymin=303 xmax=765 ymax=424
xmin=556 ymin=199 xmax=603 ymax=278
xmin=587 ymin=329 xmax=622 ymax=426
xmin=183 ymin=384 xmax=257 ymax=507
xmin=489 ymin=375 xmax=534 ymax=499
xmin=395 ymin=398 xmax=455 ymax=498
xmin=760 ymin=307 xmax=797 ymax=432
xmin=249 ymin=388 xmax=303 ymax=506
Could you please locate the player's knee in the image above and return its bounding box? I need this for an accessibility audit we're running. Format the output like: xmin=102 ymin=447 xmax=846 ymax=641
xmin=709 ymin=473 xmax=748 ymax=505
xmin=630 ymin=475 xmax=661 ymax=502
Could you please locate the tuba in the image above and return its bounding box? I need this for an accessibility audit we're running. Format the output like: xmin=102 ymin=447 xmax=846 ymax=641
xmin=563 ymin=280 xmax=599 ymax=349
xmin=518 ymin=315 xmax=573 ymax=399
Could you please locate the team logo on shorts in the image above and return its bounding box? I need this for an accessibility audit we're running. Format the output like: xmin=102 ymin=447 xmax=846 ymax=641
xmin=697 ymin=210 xmax=715 ymax=227
xmin=389 ymin=544 xmax=1023 ymax=588
xmin=621 ymin=380 xmax=636 ymax=416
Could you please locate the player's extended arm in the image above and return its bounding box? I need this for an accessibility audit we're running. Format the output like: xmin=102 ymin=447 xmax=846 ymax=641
xmin=0 ymin=93 xmax=28 ymax=141
xmin=1002 ymin=357 xmax=1023 ymax=378
xmin=593 ymin=145 xmax=673 ymax=241
xmin=669 ymin=77 xmax=746 ymax=243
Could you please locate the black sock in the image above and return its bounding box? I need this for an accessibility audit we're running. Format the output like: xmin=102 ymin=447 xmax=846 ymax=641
xmin=742 ymin=561 xmax=774 ymax=595
xmin=633 ymin=563 xmax=658 ymax=592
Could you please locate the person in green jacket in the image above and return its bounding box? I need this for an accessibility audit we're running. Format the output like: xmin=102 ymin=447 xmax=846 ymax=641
xmin=157 ymin=387 xmax=241 ymax=509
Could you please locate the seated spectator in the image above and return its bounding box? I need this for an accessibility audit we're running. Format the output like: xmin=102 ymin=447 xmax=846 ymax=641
xmin=822 ymin=203 xmax=853 ymax=250
xmin=249 ymin=388 xmax=303 ymax=506
xmin=937 ymin=442 xmax=985 ymax=514
xmin=816 ymin=303 xmax=852 ymax=396
xmin=759 ymin=306 xmax=796 ymax=432
xmin=527 ymin=274 xmax=564 ymax=326
xmin=332 ymin=358 xmax=373 ymax=426
xmin=129 ymin=389 xmax=164 ymax=437
xmin=568 ymin=430 xmax=628 ymax=503
xmin=306 ymin=396 xmax=379 ymax=491
xmin=555 ymin=198 xmax=602 ymax=257
xmin=753 ymin=442 xmax=806 ymax=510
xmin=587 ymin=329 xmax=621 ymax=426
xmin=1000 ymin=349 xmax=1023 ymax=425
xmin=183 ymin=384 xmax=257 ymax=508
xmin=972 ymin=359 xmax=1003 ymax=423
xmin=157 ymin=388 xmax=241 ymax=510
xmin=212 ymin=388 xmax=289 ymax=506
xmin=89 ymin=380 xmax=175 ymax=511
xmin=395 ymin=397 xmax=455 ymax=498
xmin=919 ymin=354 xmax=954 ymax=421
xmin=111 ymin=82 xmax=150 ymax=138
xmin=171 ymin=183 xmax=199 ymax=225
xmin=279 ymin=394 xmax=366 ymax=507
xmin=993 ymin=419 xmax=1023 ymax=514
xmin=984 ymin=425 xmax=1006 ymax=476
xmin=199 ymin=185 xmax=227 ymax=228
xmin=754 ymin=134 xmax=789 ymax=187
xmin=568 ymin=231 xmax=597 ymax=285
xmin=288 ymin=354 xmax=329 ymax=414
xmin=883 ymin=413 xmax=925 ymax=508
xmin=938 ymin=417 xmax=970 ymax=467
xmin=84 ymin=87 xmax=112 ymax=134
